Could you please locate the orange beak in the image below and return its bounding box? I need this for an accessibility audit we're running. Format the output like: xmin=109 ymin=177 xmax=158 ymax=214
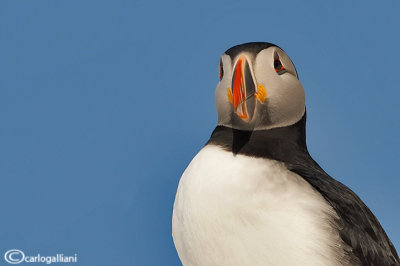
xmin=231 ymin=56 xmax=256 ymax=121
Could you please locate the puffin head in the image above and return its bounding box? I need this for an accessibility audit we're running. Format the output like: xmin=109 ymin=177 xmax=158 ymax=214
xmin=216 ymin=42 xmax=305 ymax=131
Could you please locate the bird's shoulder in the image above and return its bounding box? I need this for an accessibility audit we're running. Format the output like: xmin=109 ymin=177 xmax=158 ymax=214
xmin=287 ymin=154 xmax=400 ymax=266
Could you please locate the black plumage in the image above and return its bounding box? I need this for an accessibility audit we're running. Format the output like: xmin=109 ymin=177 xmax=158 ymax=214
xmin=206 ymin=113 xmax=399 ymax=266
xmin=225 ymin=42 xmax=277 ymax=58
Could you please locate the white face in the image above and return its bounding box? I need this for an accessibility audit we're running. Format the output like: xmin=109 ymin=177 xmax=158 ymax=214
xmin=216 ymin=46 xmax=305 ymax=131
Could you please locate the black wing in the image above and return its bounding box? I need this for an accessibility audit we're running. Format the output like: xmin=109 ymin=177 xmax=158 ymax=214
xmin=287 ymin=153 xmax=400 ymax=266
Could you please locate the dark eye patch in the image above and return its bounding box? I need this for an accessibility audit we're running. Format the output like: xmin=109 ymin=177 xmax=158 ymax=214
xmin=274 ymin=57 xmax=285 ymax=74
xmin=219 ymin=59 xmax=224 ymax=80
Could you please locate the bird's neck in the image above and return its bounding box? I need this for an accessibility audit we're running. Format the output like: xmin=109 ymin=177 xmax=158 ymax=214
xmin=206 ymin=114 xmax=308 ymax=162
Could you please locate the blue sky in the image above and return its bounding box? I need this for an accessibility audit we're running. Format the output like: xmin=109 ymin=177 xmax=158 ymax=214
xmin=1 ymin=0 xmax=399 ymax=265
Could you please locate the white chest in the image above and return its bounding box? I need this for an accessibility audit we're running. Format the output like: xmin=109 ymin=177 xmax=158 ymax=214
xmin=172 ymin=145 xmax=345 ymax=266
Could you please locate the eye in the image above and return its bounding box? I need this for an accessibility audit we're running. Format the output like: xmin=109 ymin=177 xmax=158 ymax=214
xmin=219 ymin=59 xmax=224 ymax=80
xmin=274 ymin=56 xmax=286 ymax=74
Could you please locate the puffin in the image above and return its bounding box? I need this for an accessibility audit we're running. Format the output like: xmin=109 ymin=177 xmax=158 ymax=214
xmin=172 ymin=42 xmax=399 ymax=266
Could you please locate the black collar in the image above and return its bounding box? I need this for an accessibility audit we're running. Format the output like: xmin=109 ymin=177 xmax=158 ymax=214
xmin=206 ymin=114 xmax=308 ymax=164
